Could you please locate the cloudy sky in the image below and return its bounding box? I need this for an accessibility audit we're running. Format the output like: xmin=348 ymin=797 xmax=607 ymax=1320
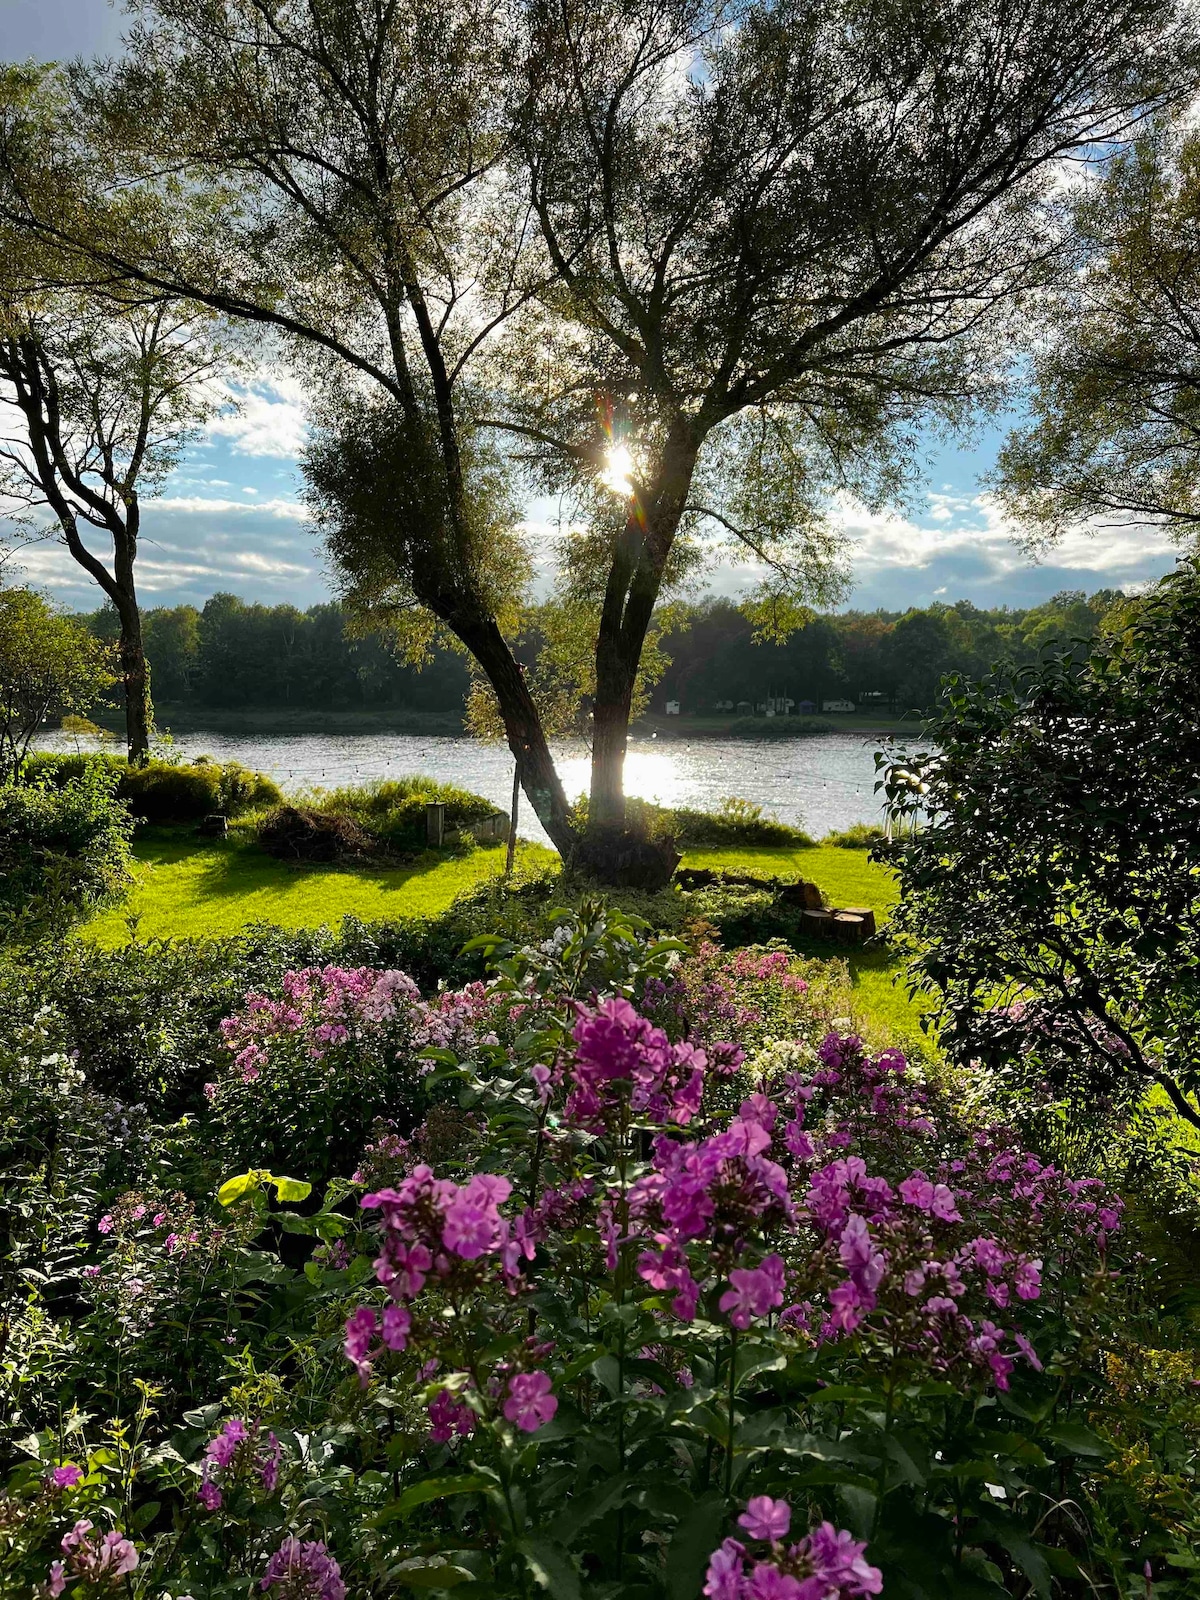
xmin=1 ymin=0 xmax=1183 ymax=615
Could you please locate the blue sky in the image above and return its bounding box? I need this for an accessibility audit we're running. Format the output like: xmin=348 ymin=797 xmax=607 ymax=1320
xmin=1 ymin=0 xmax=1183 ymax=616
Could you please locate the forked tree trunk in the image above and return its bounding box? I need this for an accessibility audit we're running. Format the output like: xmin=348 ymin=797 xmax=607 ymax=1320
xmin=587 ymin=425 xmax=700 ymax=848
xmin=115 ymin=593 xmax=153 ymax=766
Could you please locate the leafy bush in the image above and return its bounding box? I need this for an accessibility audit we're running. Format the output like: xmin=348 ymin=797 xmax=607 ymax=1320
xmin=880 ymin=558 xmax=1200 ymax=1149
xmin=0 ymin=766 xmax=133 ymax=938
xmin=571 ymin=793 xmax=813 ymax=847
xmin=256 ymin=777 xmax=500 ymax=862
xmin=823 ymin=822 xmax=888 ymax=850
xmin=21 ymin=752 xmax=282 ymax=821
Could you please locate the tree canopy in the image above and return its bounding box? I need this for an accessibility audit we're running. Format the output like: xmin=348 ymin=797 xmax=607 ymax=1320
xmin=0 ymin=586 xmax=116 ymax=781
xmin=0 ymin=0 xmax=1194 ymax=873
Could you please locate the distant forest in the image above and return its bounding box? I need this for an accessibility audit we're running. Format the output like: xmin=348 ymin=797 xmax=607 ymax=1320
xmin=77 ymin=588 xmax=1123 ymax=719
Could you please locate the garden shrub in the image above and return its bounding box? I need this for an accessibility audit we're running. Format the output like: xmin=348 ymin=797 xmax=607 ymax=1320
xmin=21 ymin=752 xmax=282 ymax=821
xmin=0 ymin=766 xmax=133 ymax=938
xmin=3 ymin=906 xmax=1187 ymax=1599
xmin=571 ymin=793 xmax=814 ymax=848
xmin=822 ymin=823 xmax=888 ymax=850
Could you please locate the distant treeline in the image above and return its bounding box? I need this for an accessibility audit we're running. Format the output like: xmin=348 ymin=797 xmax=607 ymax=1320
xmin=77 ymin=587 xmax=1122 ymax=719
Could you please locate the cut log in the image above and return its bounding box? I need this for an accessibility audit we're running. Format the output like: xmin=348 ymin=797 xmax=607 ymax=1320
xmin=801 ymin=908 xmax=835 ymax=939
xmin=838 ymin=906 xmax=877 ymax=939
xmin=831 ymin=911 xmax=867 ymax=945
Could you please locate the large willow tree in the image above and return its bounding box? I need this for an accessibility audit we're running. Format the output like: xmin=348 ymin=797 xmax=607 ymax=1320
xmin=1 ymin=0 xmax=1193 ymax=876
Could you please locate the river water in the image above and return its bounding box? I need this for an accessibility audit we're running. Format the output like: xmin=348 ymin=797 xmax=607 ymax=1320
xmin=38 ymin=731 xmax=893 ymax=845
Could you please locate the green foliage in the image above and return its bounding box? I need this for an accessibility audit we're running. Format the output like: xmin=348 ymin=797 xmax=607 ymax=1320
xmin=995 ymin=112 xmax=1200 ymax=543
xmin=881 ymin=557 xmax=1200 ymax=1146
xmin=307 ymin=776 xmax=498 ymax=850
xmin=0 ymin=764 xmax=133 ymax=939
xmin=570 ymin=794 xmax=813 ymax=849
xmin=823 ymin=823 xmax=889 ymax=850
xmin=0 ymin=588 xmax=116 ymax=781
xmin=22 ymin=751 xmax=282 ymax=821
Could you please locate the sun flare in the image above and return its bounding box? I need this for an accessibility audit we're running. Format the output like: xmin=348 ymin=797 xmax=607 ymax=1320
xmin=598 ymin=441 xmax=637 ymax=497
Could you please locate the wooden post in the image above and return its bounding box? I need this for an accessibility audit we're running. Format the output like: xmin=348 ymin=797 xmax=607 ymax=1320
xmin=426 ymin=801 xmax=445 ymax=849
xmin=504 ymin=763 xmax=519 ymax=878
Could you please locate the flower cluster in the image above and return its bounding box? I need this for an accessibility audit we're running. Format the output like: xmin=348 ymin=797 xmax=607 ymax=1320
xmin=219 ymin=965 xmax=422 ymax=1082
xmin=260 ymin=1536 xmax=345 ymax=1600
xmin=568 ymin=997 xmax=708 ymax=1128
xmin=642 ymin=941 xmax=820 ymax=1064
xmin=45 ymin=1521 xmax=138 ymax=1595
xmin=197 ymin=1416 xmax=282 ymax=1511
xmin=706 ymin=1498 xmax=882 ymax=1600
xmin=344 ymin=1166 xmax=553 ymax=1431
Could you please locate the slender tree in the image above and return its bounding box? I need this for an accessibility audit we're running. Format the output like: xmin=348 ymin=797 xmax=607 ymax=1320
xmin=0 ymin=0 xmax=1192 ymax=871
xmin=0 ymin=295 xmax=226 ymax=762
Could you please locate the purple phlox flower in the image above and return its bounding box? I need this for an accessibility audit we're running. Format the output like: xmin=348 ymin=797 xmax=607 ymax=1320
xmin=804 ymin=1522 xmax=883 ymax=1596
xmin=738 ymin=1496 xmax=791 ymax=1542
xmin=197 ymin=1480 xmax=222 ymax=1511
xmin=837 ymin=1214 xmax=886 ymax=1295
xmin=260 ymin=1536 xmax=346 ymax=1600
xmin=704 ymin=1539 xmax=746 ymax=1600
xmin=739 ymin=1094 xmax=778 ymax=1131
xmin=1014 ymin=1332 xmax=1043 ymax=1372
xmin=206 ymin=1417 xmax=249 ymax=1471
xmin=746 ymin=1564 xmax=802 ymax=1600
xmin=97 ymin=1215 xmax=113 ymax=1235
xmin=381 ymin=1304 xmax=411 ymax=1351
xmin=720 ymin=1254 xmax=786 ymax=1330
xmin=503 ymin=1370 xmax=558 ymax=1433
xmin=428 ymin=1388 xmax=476 ymax=1443
xmin=259 ymin=1433 xmax=282 ymax=1492
xmin=441 ymin=1174 xmax=512 ymax=1259
xmin=47 ymin=1561 xmax=65 ymax=1597
xmin=50 ymin=1465 xmax=83 ymax=1490
xmin=1014 ymin=1259 xmax=1042 ymax=1301
xmin=344 ymin=1305 xmax=378 ymax=1383
xmin=637 ymin=1234 xmax=700 ymax=1321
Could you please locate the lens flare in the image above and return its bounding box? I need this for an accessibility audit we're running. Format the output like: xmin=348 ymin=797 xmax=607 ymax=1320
xmin=599 ymin=442 xmax=636 ymax=497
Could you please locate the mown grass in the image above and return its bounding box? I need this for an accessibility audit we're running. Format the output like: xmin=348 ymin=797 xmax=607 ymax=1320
xmin=82 ymin=831 xmax=926 ymax=1044
xmin=83 ymin=829 xmax=558 ymax=947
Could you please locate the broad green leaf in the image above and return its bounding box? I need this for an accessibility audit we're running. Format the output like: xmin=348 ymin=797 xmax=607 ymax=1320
xmin=216 ymin=1172 xmax=258 ymax=1207
xmin=665 ymin=1491 xmax=726 ymax=1600
xmin=267 ymin=1175 xmax=312 ymax=1204
xmin=546 ymin=1474 xmax=630 ymax=1546
xmin=396 ymin=1562 xmax=476 ymax=1589
xmin=1044 ymin=1423 xmax=1109 ymax=1459
xmin=518 ymin=1538 xmax=581 ymax=1600
xmin=375 ymin=1473 xmax=493 ymax=1524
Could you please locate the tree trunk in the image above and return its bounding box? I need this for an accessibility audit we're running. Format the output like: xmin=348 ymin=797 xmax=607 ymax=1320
xmin=444 ymin=609 xmax=577 ymax=857
xmin=112 ymin=530 xmax=152 ymax=766
xmin=587 ymin=425 xmax=700 ymax=851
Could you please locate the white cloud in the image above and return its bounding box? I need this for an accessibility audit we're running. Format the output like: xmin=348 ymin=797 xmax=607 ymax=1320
xmin=204 ymin=373 xmax=310 ymax=459
xmin=145 ymin=494 xmax=312 ymax=522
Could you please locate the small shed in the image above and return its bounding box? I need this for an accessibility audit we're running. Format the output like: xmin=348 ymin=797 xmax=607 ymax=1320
xmin=665 ymin=700 xmax=681 ymax=716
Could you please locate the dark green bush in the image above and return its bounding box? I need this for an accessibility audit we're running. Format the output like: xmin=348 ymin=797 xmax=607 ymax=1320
xmin=258 ymin=776 xmax=500 ymax=860
xmin=0 ymin=766 xmax=133 ymax=938
xmin=21 ymin=752 xmax=282 ymax=822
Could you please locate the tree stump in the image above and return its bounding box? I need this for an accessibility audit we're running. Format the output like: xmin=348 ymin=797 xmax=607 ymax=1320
xmin=777 ymin=879 xmax=825 ymax=910
xmin=831 ymin=911 xmax=866 ymax=944
xmin=801 ymin=908 xmax=834 ymax=939
xmin=838 ymin=906 xmax=877 ymax=939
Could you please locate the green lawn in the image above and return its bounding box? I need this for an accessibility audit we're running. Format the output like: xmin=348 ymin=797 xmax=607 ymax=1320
xmin=84 ymin=830 xmax=558 ymax=947
xmin=83 ymin=832 xmax=926 ymax=1045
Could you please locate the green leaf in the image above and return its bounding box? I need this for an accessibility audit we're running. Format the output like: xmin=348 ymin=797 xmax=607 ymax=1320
xmin=666 ymin=1492 xmax=727 ymax=1600
xmin=518 ymin=1539 xmax=581 ymax=1600
xmin=267 ymin=1174 xmax=312 ymax=1204
xmin=375 ymin=1473 xmax=493 ymax=1524
xmin=216 ymin=1171 xmax=258 ymax=1207
xmin=733 ymin=1342 xmax=786 ymax=1389
xmin=396 ymin=1562 xmax=476 ymax=1589
xmin=1044 ymin=1423 xmax=1109 ymax=1459
xmin=546 ymin=1474 xmax=630 ymax=1546
xmin=129 ymin=1500 xmax=160 ymax=1532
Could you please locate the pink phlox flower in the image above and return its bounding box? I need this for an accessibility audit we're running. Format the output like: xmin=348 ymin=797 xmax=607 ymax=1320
xmin=344 ymin=1305 xmax=378 ymax=1382
xmin=970 ymin=1237 xmax=1009 ymax=1277
xmin=381 ymin=1304 xmax=411 ymax=1351
xmin=1014 ymin=1259 xmax=1042 ymax=1300
xmin=97 ymin=1215 xmax=113 ymax=1235
xmin=50 ymin=1465 xmax=83 ymax=1489
xmin=719 ymin=1254 xmax=786 ymax=1330
xmin=59 ymin=1520 xmax=139 ymax=1584
xmin=503 ymin=1369 xmax=558 ymax=1432
xmin=738 ymin=1496 xmax=791 ymax=1542
xmin=704 ymin=1538 xmax=746 ymax=1600
xmin=197 ymin=1479 xmax=222 ymax=1511
xmin=784 ymin=1120 xmax=815 ymax=1162
xmin=739 ymin=1094 xmax=778 ymax=1131
xmin=259 ymin=1433 xmax=282 ymax=1492
xmin=925 ymin=1296 xmax=958 ymax=1315
xmin=746 ymin=1564 xmax=802 ymax=1600
xmin=637 ymin=1234 xmax=700 ymax=1320
xmin=377 ymin=1240 xmax=432 ymax=1299
xmin=826 ymin=1278 xmax=873 ymax=1335
xmin=441 ymin=1174 xmax=512 ymax=1259
xmin=1014 ymin=1332 xmax=1043 ymax=1372
xmin=206 ymin=1417 xmax=249 ymax=1470
xmin=803 ymin=1522 xmax=883 ymax=1596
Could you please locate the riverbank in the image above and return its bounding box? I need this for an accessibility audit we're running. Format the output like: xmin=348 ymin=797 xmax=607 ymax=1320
xmin=634 ymin=710 xmax=923 ymax=739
